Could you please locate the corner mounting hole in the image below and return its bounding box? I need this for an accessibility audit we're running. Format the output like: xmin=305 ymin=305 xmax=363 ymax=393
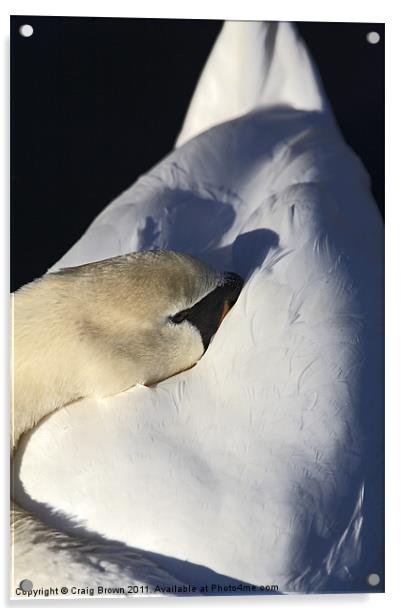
xmin=19 ymin=578 xmax=33 ymax=591
xmin=367 ymin=573 xmax=380 ymax=586
xmin=19 ymin=24 xmax=34 ymax=38
xmin=366 ymin=31 xmax=380 ymax=45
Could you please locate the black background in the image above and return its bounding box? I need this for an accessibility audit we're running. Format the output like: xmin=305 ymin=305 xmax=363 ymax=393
xmin=10 ymin=17 xmax=384 ymax=292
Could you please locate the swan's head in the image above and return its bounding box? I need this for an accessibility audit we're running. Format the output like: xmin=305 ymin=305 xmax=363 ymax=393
xmin=53 ymin=250 xmax=243 ymax=387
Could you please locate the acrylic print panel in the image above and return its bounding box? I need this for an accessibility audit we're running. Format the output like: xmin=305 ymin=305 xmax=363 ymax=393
xmin=11 ymin=16 xmax=384 ymax=599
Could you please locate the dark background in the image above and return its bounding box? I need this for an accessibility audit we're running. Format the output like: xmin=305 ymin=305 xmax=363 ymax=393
xmin=10 ymin=17 xmax=384 ymax=292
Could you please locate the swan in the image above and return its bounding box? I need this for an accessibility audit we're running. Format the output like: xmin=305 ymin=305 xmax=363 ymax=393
xmin=11 ymin=20 xmax=383 ymax=597
xmin=11 ymin=251 xmax=243 ymax=594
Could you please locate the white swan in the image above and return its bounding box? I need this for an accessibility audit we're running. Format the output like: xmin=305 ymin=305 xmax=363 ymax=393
xmin=12 ymin=21 xmax=383 ymax=597
xmin=12 ymin=250 xmax=243 ymax=594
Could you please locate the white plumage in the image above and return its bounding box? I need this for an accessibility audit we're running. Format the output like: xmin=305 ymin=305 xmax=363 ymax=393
xmin=14 ymin=21 xmax=383 ymax=594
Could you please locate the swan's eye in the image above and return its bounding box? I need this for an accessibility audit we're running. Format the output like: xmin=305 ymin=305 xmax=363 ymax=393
xmin=170 ymin=309 xmax=190 ymax=324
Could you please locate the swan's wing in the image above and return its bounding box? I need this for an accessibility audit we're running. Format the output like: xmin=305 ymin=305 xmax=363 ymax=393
xmin=175 ymin=20 xmax=332 ymax=147
xmin=17 ymin=22 xmax=383 ymax=593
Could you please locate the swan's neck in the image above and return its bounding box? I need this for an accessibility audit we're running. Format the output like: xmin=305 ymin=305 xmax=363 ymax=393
xmin=12 ymin=288 xmax=82 ymax=448
xmin=11 ymin=282 xmax=142 ymax=449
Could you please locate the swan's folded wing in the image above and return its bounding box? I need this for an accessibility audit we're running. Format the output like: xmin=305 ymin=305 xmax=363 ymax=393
xmin=175 ymin=21 xmax=331 ymax=148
